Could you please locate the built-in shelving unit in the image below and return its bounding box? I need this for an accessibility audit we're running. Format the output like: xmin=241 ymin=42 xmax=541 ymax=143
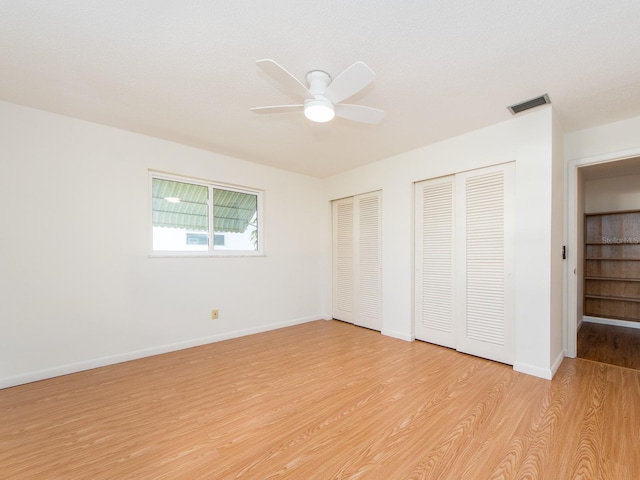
xmin=584 ymin=210 xmax=640 ymax=324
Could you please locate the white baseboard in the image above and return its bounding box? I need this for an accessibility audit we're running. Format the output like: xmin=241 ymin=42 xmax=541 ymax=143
xmin=583 ymin=315 xmax=640 ymax=330
xmin=515 ymin=352 xmax=565 ymax=380
xmin=513 ymin=361 xmax=553 ymax=380
xmin=382 ymin=328 xmax=414 ymax=342
xmin=550 ymin=351 xmax=564 ymax=378
xmin=0 ymin=315 xmax=325 ymax=389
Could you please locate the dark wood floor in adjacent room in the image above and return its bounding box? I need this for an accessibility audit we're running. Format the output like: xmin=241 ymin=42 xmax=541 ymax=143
xmin=2 ymin=320 xmax=640 ymax=479
xmin=578 ymin=321 xmax=640 ymax=370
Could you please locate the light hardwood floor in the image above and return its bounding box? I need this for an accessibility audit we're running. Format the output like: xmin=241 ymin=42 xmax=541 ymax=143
xmin=1 ymin=320 xmax=639 ymax=479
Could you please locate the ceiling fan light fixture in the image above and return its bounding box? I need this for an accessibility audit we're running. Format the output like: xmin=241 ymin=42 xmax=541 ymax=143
xmin=304 ymin=99 xmax=335 ymax=123
xmin=252 ymin=59 xmax=383 ymax=124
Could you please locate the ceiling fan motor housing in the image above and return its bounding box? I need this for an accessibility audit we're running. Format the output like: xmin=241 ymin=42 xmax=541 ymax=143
xmin=306 ymin=70 xmax=332 ymax=95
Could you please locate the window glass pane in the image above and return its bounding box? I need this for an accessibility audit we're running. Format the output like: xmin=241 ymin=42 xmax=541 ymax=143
xmin=213 ymin=189 xmax=258 ymax=251
xmin=152 ymin=178 xmax=209 ymax=251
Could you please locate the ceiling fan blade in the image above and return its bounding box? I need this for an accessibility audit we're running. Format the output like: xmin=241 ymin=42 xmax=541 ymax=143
xmin=334 ymin=104 xmax=385 ymax=124
xmin=250 ymin=105 xmax=304 ymax=114
xmin=325 ymin=62 xmax=376 ymax=104
xmin=256 ymin=59 xmax=313 ymax=100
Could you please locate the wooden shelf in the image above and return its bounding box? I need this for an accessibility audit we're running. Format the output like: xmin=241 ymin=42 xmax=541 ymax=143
xmin=585 ymin=294 xmax=640 ymax=303
xmin=585 ymin=257 xmax=640 ymax=261
xmin=585 ymin=276 xmax=640 ymax=282
xmin=586 ymin=242 xmax=640 ymax=245
xmin=584 ymin=210 xmax=640 ymax=322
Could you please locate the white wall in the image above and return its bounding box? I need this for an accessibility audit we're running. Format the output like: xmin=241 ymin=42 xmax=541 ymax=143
xmin=585 ymin=174 xmax=640 ymax=213
xmin=565 ymin=115 xmax=640 ymax=163
xmin=324 ymin=107 xmax=560 ymax=379
xmin=0 ymin=101 xmax=328 ymax=388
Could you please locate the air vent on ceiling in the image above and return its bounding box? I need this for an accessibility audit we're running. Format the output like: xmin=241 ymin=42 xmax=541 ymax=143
xmin=507 ymin=94 xmax=550 ymax=115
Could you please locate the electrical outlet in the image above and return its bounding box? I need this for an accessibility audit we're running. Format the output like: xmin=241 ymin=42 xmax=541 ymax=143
xmin=211 ymin=309 xmax=219 ymax=320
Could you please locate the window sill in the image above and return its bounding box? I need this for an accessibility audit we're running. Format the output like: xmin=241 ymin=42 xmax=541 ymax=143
xmin=149 ymin=252 xmax=265 ymax=258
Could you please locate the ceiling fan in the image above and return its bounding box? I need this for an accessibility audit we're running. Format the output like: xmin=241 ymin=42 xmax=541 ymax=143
xmin=251 ymin=59 xmax=385 ymax=124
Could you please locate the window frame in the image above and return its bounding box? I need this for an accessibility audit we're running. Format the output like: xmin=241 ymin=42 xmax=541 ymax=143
xmin=149 ymin=171 xmax=264 ymax=257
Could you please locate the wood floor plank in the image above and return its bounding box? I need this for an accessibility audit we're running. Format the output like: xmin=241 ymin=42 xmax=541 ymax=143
xmin=2 ymin=320 xmax=640 ymax=479
xmin=578 ymin=322 xmax=640 ymax=369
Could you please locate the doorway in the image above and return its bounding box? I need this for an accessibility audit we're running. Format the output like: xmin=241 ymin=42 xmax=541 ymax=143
xmin=568 ymin=155 xmax=640 ymax=370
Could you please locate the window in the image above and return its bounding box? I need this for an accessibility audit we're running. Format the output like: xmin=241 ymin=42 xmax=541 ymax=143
xmin=151 ymin=173 xmax=262 ymax=255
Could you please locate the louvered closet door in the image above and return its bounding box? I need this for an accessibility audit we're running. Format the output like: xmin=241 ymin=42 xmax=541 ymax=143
xmin=332 ymin=197 xmax=354 ymax=323
xmin=332 ymin=191 xmax=382 ymax=330
xmin=456 ymin=163 xmax=515 ymax=364
xmin=353 ymin=191 xmax=382 ymax=330
xmin=414 ymin=163 xmax=514 ymax=365
xmin=414 ymin=176 xmax=456 ymax=348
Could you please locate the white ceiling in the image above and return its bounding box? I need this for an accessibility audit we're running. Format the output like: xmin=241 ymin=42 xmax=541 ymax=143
xmin=2 ymin=1 xmax=640 ymax=177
